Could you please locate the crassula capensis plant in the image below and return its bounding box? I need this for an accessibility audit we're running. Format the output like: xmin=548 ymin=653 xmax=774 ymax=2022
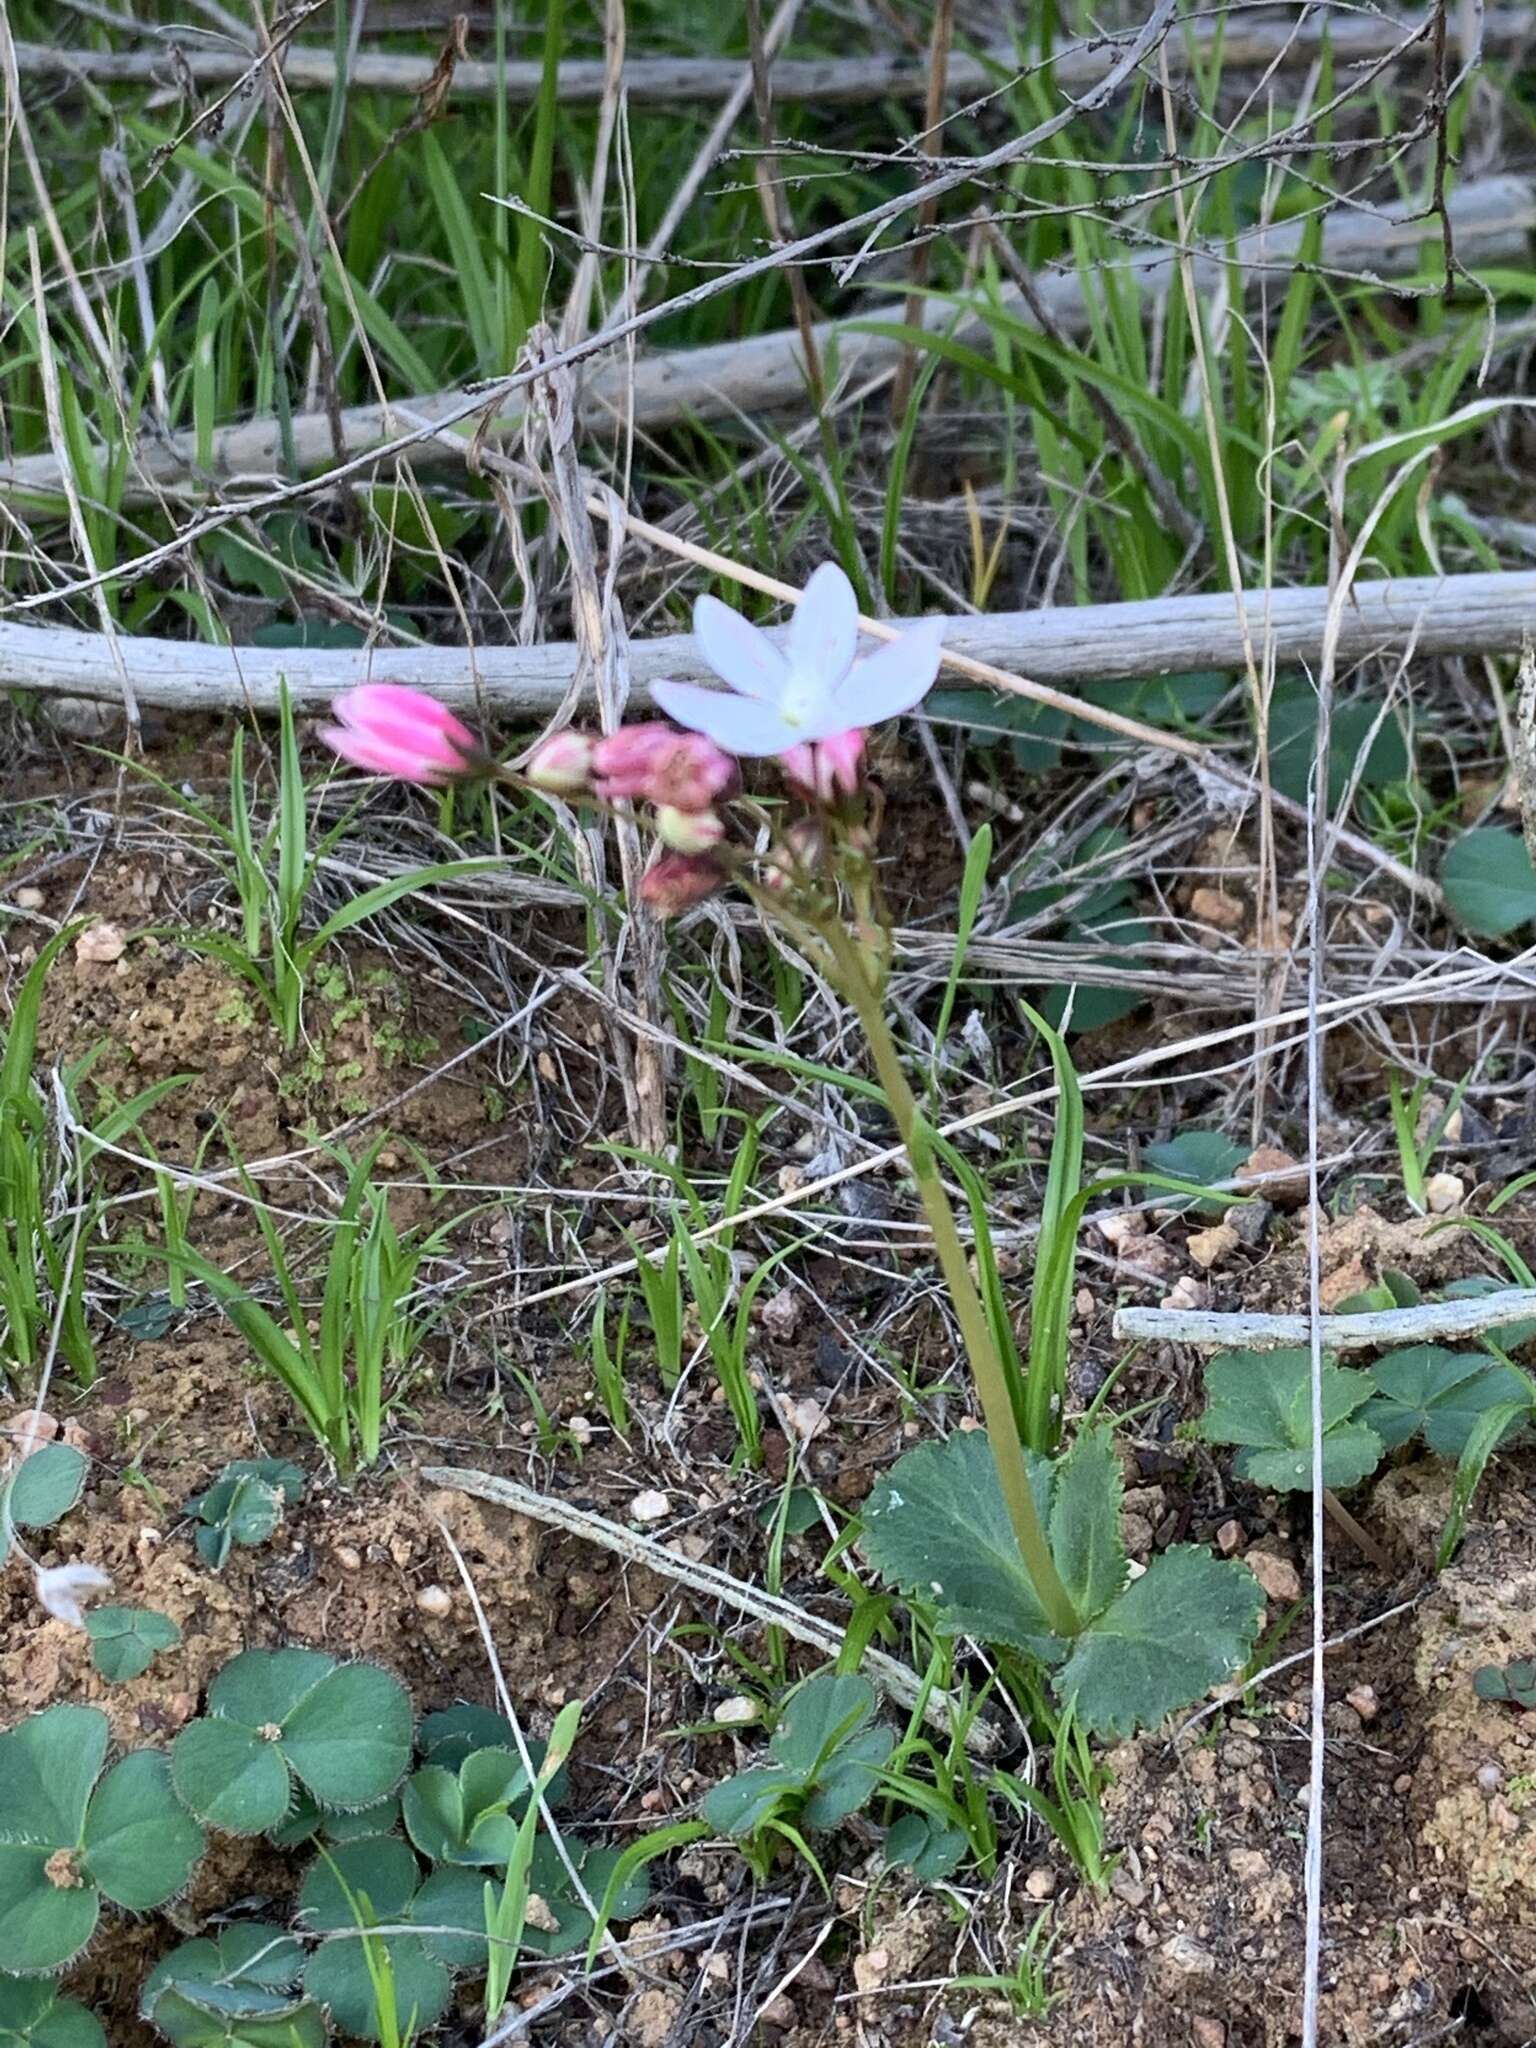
xmin=321 ymin=564 xmax=1264 ymax=1736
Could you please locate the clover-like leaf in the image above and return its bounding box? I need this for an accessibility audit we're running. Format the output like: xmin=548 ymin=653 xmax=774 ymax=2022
xmin=1058 ymin=1546 xmax=1266 ymax=1738
xmin=0 ymin=1977 xmax=106 ymax=2048
xmin=1364 ymin=1345 xmax=1532 ymax=1458
xmin=186 ymin=1462 xmax=303 ymax=1571
xmin=862 ymin=1430 xmax=1062 ymax=1659
xmin=700 ymin=1765 xmax=804 ymax=1838
xmin=0 ymin=1707 xmax=206 ymax=1974
xmin=140 ymin=1925 xmax=325 ymax=2048
xmin=1200 ymin=1348 xmax=1384 ymax=1491
xmin=764 ymin=1674 xmax=893 ymax=1830
xmin=267 ymin=1790 xmax=400 ymax=1851
xmin=402 ymin=1748 xmax=538 ymax=1867
xmin=298 ymin=1839 xmax=448 ymax=2044
xmin=1473 ymin=1658 xmax=1536 ymax=1709
xmin=85 ymin=1606 xmax=181 ymax=1684
xmin=415 ymin=1834 xmax=651 ymax=1972
xmin=171 ymin=1649 xmax=413 ymax=1833
xmin=1143 ymin=1130 xmax=1249 ymax=1214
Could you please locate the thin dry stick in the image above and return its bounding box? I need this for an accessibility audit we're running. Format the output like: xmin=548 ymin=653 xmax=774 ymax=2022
xmin=421 ymin=1465 xmax=996 ymax=1753
xmin=1113 ymin=1290 xmax=1536 ymax=1350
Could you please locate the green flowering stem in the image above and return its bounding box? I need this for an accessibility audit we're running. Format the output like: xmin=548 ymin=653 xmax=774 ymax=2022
xmin=817 ymin=914 xmax=1082 ymax=1640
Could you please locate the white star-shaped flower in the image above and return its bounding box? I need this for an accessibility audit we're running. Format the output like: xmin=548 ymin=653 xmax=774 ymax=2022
xmin=652 ymin=564 xmax=946 ymax=757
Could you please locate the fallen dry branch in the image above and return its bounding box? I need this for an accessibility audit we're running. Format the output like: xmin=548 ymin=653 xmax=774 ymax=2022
xmin=15 ymin=7 xmax=1528 ymax=108
xmin=5 ymin=175 xmax=1529 ymax=507
xmin=421 ymin=1464 xmax=997 ymax=1751
xmin=1113 ymin=1289 xmax=1536 ymax=1352
xmin=6 ymin=568 xmax=1534 ymax=714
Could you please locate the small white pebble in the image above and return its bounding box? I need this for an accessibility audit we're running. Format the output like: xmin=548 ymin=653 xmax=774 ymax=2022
xmin=629 ymin=1490 xmax=671 ymax=1525
xmin=1477 ymin=1762 xmax=1504 ymax=1794
xmin=414 ymin=1584 xmax=452 ymax=1618
xmin=567 ymin=1414 xmax=593 ymax=1446
xmin=1424 ymin=1172 xmax=1465 ymax=1216
xmin=1345 ymin=1684 xmax=1379 ymax=1723
xmin=14 ymin=886 xmax=44 ymax=911
xmin=713 ymin=1696 xmax=759 ymax=1727
xmin=333 ymin=1545 xmax=362 ymax=1572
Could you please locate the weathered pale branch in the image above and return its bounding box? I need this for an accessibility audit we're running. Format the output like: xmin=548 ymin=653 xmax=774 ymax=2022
xmin=15 ymin=9 xmax=1529 ymax=108
xmin=4 ymin=176 xmax=1529 ymax=507
xmin=1114 ymin=1290 xmax=1536 ymax=1352
xmin=4 ymin=569 xmax=1533 ymax=715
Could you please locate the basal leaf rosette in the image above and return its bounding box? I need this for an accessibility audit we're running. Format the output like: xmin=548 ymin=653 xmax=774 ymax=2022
xmin=0 ymin=1705 xmax=205 ymax=1975
xmin=170 ymin=1648 xmax=414 ymax=1835
xmin=862 ymin=1429 xmax=1264 ymax=1737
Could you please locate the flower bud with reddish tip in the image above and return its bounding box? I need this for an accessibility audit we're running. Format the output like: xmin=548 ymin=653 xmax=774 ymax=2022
xmin=655 ymin=804 xmax=725 ymax=854
xmin=647 ymin=733 xmax=736 ymax=812
xmin=321 ymin=683 xmax=481 ymax=785
xmin=640 ymin=852 xmax=726 ymax=918
xmin=524 ymin=729 xmax=594 ymax=795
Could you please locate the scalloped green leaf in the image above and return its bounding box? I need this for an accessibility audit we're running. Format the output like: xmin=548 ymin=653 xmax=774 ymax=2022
xmin=412 ymin=1865 xmax=491 ymax=1971
xmin=296 ymin=1838 xmax=420 ymax=1933
xmin=1058 ymin=1546 xmax=1265 ymax=1738
xmin=700 ymin=1765 xmax=803 ymax=1837
xmin=401 ymin=1750 xmax=534 ymax=1867
xmin=1046 ymin=1429 xmax=1127 ymax=1622
xmin=1201 ymin=1348 xmax=1384 ymax=1491
xmin=861 ymin=1430 xmax=1061 ymax=1658
xmin=1364 ymin=1345 xmax=1532 ymax=1457
xmin=140 ymin=1925 xmax=307 ymax=2019
xmin=81 ymin=1751 xmax=205 ymax=1911
xmin=85 ymin=1606 xmax=181 ymax=1684
xmin=0 ymin=1977 xmax=106 ymax=2048
xmin=206 ymin=1648 xmax=335 ymax=1727
xmin=266 ymin=1790 xmax=400 ymax=1851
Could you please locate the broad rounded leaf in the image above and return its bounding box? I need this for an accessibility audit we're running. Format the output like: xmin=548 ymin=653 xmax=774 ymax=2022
xmin=412 ymin=1865 xmax=489 ymax=1970
xmin=520 ymin=1837 xmax=648 ymax=1958
xmin=419 ymin=1704 xmax=517 ymax=1767
xmin=206 ymin=1647 xmax=335 ymax=1729
xmin=268 ymin=1791 xmax=400 ymax=1852
xmin=1442 ymin=827 xmax=1536 ymax=939
xmin=801 ymin=1728 xmax=893 ymax=1830
xmin=0 ymin=1705 xmax=108 ymax=1845
xmin=862 ymin=1431 xmax=1061 ymax=1659
xmin=171 ymin=1719 xmax=290 ymax=1835
xmin=0 ymin=1842 xmax=99 ymax=1975
xmin=769 ymin=1674 xmax=876 ymax=1777
xmin=399 ymin=1766 xmax=464 ymax=1865
xmin=302 ymin=1934 xmax=448 ymax=2045
xmin=5 ymin=1444 xmax=87 ymax=1531
xmin=85 ymin=1605 xmax=181 ymax=1684
xmin=296 ymin=1838 xmax=421 ymax=1933
xmin=83 ymin=1751 xmax=205 ymax=1911
xmin=1059 ymin=1546 xmax=1265 ymax=1738
xmin=281 ymin=1662 xmax=413 ymax=1810
xmin=0 ymin=1978 xmax=105 ymax=2048
xmin=1202 ymin=1349 xmax=1382 ymax=1491
xmin=884 ymin=1811 xmax=969 ymax=1882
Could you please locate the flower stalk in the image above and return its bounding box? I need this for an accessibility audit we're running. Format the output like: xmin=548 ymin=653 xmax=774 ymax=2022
xmin=816 ymin=914 xmax=1082 ymax=1641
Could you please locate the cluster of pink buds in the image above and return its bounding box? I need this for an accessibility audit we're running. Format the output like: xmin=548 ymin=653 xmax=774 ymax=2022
xmin=526 ymin=721 xmax=739 ymax=914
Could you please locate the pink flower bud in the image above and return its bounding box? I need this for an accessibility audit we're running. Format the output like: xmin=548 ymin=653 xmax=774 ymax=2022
xmin=320 ymin=684 xmax=481 ymax=786
xmin=779 ymin=728 xmax=865 ymax=800
xmin=594 ymin=724 xmax=737 ymax=810
xmin=591 ymin=722 xmax=676 ymax=799
xmin=640 ymin=852 xmax=726 ymax=918
xmin=648 ymin=734 xmax=736 ymax=812
xmin=525 ymin=729 xmax=595 ymax=795
xmin=655 ymin=805 xmax=725 ymax=854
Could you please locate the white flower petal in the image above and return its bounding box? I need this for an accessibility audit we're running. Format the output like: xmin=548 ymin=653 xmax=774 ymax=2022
xmin=693 ymin=594 xmax=791 ymax=705
xmin=650 ymin=681 xmax=802 ymax=756
xmin=36 ymin=1562 xmax=112 ymax=1629
xmin=787 ymin=563 xmax=859 ymax=693
xmin=827 ymin=616 xmax=946 ymax=729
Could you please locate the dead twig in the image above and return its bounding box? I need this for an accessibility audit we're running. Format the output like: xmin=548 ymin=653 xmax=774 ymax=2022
xmin=1112 ymin=1290 xmax=1536 ymax=1351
